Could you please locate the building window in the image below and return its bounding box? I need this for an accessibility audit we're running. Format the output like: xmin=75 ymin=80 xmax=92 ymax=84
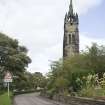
xmin=69 ymin=34 xmax=72 ymax=44
xmin=72 ymin=34 xmax=75 ymax=44
xmin=65 ymin=36 xmax=67 ymax=45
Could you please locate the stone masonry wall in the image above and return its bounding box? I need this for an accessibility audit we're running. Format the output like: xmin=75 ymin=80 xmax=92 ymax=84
xmin=52 ymin=95 xmax=105 ymax=105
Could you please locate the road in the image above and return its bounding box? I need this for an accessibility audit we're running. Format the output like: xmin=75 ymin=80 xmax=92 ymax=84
xmin=14 ymin=93 xmax=65 ymax=105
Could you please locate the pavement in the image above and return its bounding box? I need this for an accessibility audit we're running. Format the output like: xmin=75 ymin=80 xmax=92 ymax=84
xmin=13 ymin=93 xmax=66 ymax=105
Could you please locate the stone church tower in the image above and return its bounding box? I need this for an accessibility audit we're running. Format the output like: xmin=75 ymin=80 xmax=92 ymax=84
xmin=63 ymin=0 xmax=79 ymax=58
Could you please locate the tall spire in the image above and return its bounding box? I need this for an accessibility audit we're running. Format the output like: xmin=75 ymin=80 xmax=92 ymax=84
xmin=69 ymin=0 xmax=73 ymax=16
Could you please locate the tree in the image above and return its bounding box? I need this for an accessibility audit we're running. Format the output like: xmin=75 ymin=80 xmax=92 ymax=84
xmin=31 ymin=72 xmax=47 ymax=89
xmin=0 ymin=33 xmax=31 ymax=89
xmin=46 ymin=43 xmax=105 ymax=95
xmin=87 ymin=43 xmax=105 ymax=75
xmin=54 ymin=76 xmax=69 ymax=94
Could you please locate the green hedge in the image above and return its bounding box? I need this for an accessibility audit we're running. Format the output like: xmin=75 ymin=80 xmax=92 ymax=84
xmin=13 ymin=90 xmax=41 ymax=95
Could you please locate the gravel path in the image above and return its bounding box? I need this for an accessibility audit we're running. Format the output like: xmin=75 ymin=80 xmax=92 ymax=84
xmin=13 ymin=93 xmax=65 ymax=105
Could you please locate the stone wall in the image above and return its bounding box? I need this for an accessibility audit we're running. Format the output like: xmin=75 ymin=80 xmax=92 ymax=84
xmin=52 ymin=95 xmax=105 ymax=105
xmin=41 ymin=91 xmax=105 ymax=105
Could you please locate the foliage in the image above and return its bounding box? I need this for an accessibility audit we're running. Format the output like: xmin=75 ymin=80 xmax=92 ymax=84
xmin=78 ymin=87 xmax=96 ymax=97
xmin=14 ymin=90 xmax=41 ymax=95
xmin=0 ymin=33 xmax=31 ymax=74
xmin=0 ymin=33 xmax=31 ymax=90
xmin=54 ymin=76 xmax=69 ymax=89
xmin=31 ymin=72 xmax=47 ymax=89
xmin=14 ymin=71 xmax=47 ymax=91
xmin=78 ymin=73 xmax=105 ymax=97
xmin=46 ymin=43 xmax=105 ymax=97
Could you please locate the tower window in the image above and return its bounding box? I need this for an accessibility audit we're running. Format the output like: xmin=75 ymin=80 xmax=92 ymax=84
xmin=69 ymin=34 xmax=72 ymax=44
xmin=65 ymin=36 xmax=67 ymax=45
xmin=72 ymin=34 xmax=75 ymax=44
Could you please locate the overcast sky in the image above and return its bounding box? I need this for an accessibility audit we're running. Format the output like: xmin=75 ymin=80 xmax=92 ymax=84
xmin=0 ymin=0 xmax=105 ymax=74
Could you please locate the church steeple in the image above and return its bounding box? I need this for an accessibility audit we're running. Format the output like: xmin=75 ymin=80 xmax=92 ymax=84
xmin=69 ymin=0 xmax=73 ymax=16
xmin=63 ymin=0 xmax=79 ymax=58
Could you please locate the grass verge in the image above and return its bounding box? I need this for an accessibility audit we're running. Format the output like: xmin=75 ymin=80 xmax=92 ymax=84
xmin=0 ymin=92 xmax=12 ymax=105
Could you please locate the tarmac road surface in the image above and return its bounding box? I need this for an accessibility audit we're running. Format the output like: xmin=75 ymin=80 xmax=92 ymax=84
xmin=14 ymin=93 xmax=65 ymax=105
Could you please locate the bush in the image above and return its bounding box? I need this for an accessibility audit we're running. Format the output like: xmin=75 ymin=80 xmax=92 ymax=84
xmin=13 ymin=90 xmax=41 ymax=95
xmin=78 ymin=87 xmax=95 ymax=97
xmin=46 ymin=88 xmax=56 ymax=99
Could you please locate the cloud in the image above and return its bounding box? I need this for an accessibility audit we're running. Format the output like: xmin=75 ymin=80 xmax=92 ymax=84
xmin=80 ymin=33 xmax=105 ymax=50
xmin=74 ymin=0 xmax=103 ymax=15
xmin=0 ymin=0 xmax=104 ymax=73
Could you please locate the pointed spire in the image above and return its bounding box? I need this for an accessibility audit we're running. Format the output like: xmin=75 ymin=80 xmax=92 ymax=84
xmin=69 ymin=0 xmax=73 ymax=16
xmin=64 ymin=13 xmax=68 ymax=23
xmin=76 ymin=13 xmax=79 ymax=24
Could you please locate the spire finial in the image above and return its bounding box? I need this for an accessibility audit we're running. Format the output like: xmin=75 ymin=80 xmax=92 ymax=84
xmin=70 ymin=0 xmax=73 ymax=5
xmin=69 ymin=0 xmax=73 ymax=16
